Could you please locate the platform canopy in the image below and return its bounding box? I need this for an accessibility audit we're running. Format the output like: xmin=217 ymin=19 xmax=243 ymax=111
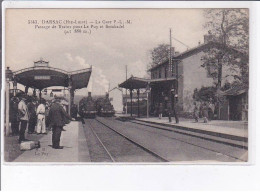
xmin=119 ymin=76 xmax=149 ymax=90
xmin=13 ymin=59 xmax=92 ymax=90
xmin=119 ymin=76 xmax=177 ymax=90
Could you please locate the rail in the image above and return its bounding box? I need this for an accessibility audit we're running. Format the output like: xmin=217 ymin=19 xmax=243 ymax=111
xmin=87 ymin=119 xmax=115 ymax=162
xmin=94 ymin=118 xmax=169 ymax=162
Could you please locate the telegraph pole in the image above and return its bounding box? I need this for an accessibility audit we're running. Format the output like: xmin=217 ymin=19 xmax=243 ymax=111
xmin=168 ymin=28 xmax=173 ymax=122
xmin=125 ymin=65 xmax=128 ymax=114
xmin=169 ymin=28 xmax=172 ymax=71
xmin=170 ymin=28 xmax=179 ymax=123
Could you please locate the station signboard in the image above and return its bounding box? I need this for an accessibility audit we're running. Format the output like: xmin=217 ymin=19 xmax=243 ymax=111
xmin=34 ymin=75 xmax=51 ymax=80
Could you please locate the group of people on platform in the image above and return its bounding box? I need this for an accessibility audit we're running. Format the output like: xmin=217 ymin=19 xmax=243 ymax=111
xmin=193 ymin=99 xmax=215 ymax=123
xmin=9 ymin=93 xmax=73 ymax=149
xmin=155 ymin=100 xmax=179 ymax=124
xmin=154 ymin=98 xmax=215 ymax=124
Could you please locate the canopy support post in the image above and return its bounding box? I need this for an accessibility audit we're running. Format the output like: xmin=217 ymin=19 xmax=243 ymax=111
xmin=137 ymin=89 xmax=140 ymax=118
xmin=70 ymin=89 xmax=75 ymax=115
xmin=5 ymin=81 xmax=10 ymax=136
xmin=68 ymin=75 xmax=73 ymax=116
xmin=130 ymin=89 xmax=133 ymax=117
xmin=13 ymin=80 xmax=17 ymax=96
xmin=146 ymin=82 xmax=150 ymax=118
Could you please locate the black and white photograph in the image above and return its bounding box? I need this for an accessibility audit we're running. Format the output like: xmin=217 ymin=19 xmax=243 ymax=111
xmin=3 ymin=7 xmax=249 ymax=163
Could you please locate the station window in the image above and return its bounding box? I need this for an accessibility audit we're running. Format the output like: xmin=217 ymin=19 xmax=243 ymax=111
xmin=159 ymin=69 xmax=161 ymax=78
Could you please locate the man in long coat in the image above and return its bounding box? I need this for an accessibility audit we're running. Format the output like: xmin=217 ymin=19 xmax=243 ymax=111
xmin=10 ymin=97 xmax=20 ymax=136
xmin=27 ymin=98 xmax=37 ymax=134
xmin=17 ymin=94 xmax=29 ymax=143
xmin=48 ymin=98 xmax=72 ymax=149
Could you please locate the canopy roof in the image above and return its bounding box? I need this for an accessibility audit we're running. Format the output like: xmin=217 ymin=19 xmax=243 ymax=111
xmin=119 ymin=76 xmax=176 ymax=90
xmin=223 ymin=84 xmax=248 ymax=96
xmin=13 ymin=66 xmax=92 ymax=90
xmin=119 ymin=77 xmax=149 ymax=90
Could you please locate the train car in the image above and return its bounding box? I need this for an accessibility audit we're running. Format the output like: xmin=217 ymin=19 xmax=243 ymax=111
xmin=79 ymin=92 xmax=97 ymax=118
xmin=96 ymin=93 xmax=115 ymax=117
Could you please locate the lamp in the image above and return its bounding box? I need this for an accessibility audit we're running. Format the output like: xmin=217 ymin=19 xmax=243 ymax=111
xmin=5 ymin=67 xmax=13 ymax=81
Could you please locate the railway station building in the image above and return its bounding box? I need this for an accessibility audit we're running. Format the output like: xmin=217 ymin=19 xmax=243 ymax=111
xmin=119 ymin=36 xmax=248 ymax=121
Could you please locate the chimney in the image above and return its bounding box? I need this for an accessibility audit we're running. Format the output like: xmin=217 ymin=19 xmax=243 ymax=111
xmin=204 ymin=31 xmax=214 ymax=44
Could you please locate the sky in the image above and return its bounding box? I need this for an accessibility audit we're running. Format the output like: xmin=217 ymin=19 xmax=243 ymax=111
xmin=5 ymin=8 xmax=207 ymax=96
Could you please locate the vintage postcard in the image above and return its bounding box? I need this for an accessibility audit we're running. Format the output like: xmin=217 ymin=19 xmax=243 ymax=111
xmin=2 ymin=6 xmax=249 ymax=164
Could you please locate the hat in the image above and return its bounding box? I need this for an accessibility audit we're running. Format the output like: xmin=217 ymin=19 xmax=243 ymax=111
xmin=16 ymin=93 xmax=27 ymax=99
xmin=11 ymin=96 xmax=19 ymax=103
xmin=52 ymin=97 xmax=61 ymax=103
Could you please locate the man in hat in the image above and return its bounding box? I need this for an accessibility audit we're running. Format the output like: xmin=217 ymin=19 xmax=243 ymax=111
xmin=17 ymin=94 xmax=29 ymax=143
xmin=48 ymin=97 xmax=72 ymax=149
xmin=27 ymin=97 xmax=37 ymax=134
xmin=10 ymin=96 xmax=20 ymax=136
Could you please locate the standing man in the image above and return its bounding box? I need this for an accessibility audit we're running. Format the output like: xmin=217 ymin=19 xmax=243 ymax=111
xmin=172 ymin=95 xmax=179 ymax=124
xmin=48 ymin=98 xmax=72 ymax=149
xmin=167 ymin=92 xmax=179 ymax=124
xmin=71 ymin=104 xmax=78 ymax=120
xmin=17 ymin=94 xmax=29 ymax=143
xmin=27 ymin=98 xmax=37 ymax=134
xmin=208 ymin=98 xmax=215 ymax=121
xmin=9 ymin=97 xmax=19 ymax=135
xmin=36 ymin=99 xmax=46 ymax=134
xmin=45 ymin=103 xmax=51 ymax=131
xmin=202 ymin=102 xmax=209 ymax=123
xmin=193 ymin=102 xmax=200 ymax=123
xmin=10 ymin=97 xmax=20 ymax=136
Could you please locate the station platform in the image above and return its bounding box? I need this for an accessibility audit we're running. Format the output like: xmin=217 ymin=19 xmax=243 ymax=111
xmin=134 ymin=117 xmax=248 ymax=142
xmin=12 ymin=121 xmax=91 ymax=163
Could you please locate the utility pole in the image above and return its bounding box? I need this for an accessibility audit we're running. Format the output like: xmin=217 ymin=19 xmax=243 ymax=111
xmin=125 ymin=65 xmax=128 ymax=114
xmin=169 ymin=28 xmax=172 ymax=72
xmin=170 ymin=28 xmax=179 ymax=124
xmin=168 ymin=28 xmax=173 ymax=122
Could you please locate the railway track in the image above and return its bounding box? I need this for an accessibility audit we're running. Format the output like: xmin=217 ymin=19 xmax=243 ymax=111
xmin=83 ymin=118 xmax=169 ymax=162
xmin=129 ymin=120 xmax=248 ymax=150
xmin=87 ymin=120 xmax=116 ymax=162
xmin=99 ymin=117 xmax=248 ymax=162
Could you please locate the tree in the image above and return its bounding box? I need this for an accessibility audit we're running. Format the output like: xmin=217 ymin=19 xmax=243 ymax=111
xmin=148 ymin=44 xmax=172 ymax=70
xmin=202 ymin=9 xmax=249 ymax=88
xmin=193 ymin=86 xmax=217 ymax=103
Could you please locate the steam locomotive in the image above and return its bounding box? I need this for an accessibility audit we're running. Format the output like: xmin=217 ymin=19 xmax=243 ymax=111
xmin=78 ymin=92 xmax=97 ymax=118
xmin=95 ymin=93 xmax=115 ymax=117
xmin=79 ymin=92 xmax=115 ymax=118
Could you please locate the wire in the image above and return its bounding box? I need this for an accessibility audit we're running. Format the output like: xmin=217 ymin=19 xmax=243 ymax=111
xmin=172 ymin=37 xmax=190 ymax=49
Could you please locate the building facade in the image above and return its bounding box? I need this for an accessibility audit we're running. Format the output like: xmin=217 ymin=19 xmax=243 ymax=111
xmin=148 ymin=39 xmax=247 ymax=119
xmin=119 ymin=37 xmax=248 ymax=120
